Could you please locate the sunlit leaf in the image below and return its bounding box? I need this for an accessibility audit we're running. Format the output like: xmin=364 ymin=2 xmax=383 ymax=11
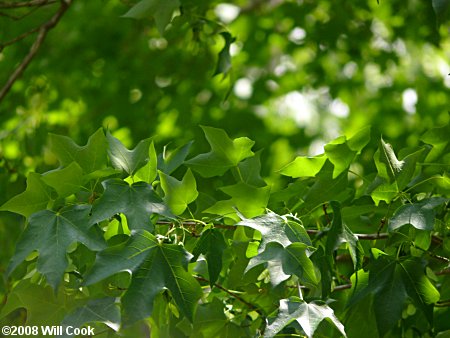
xmin=159 ymin=168 xmax=198 ymax=215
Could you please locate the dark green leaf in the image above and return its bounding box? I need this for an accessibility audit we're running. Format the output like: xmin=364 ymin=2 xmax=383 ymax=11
xmin=106 ymin=132 xmax=152 ymax=176
xmin=389 ymin=197 xmax=448 ymax=231
xmin=8 ymin=205 xmax=105 ymax=290
xmin=158 ymin=141 xmax=193 ymax=175
xmin=192 ymin=228 xmax=227 ymax=286
xmin=41 ymin=162 xmax=84 ymax=197
xmin=49 ymin=128 xmax=107 ymax=174
xmin=214 ymin=32 xmax=236 ymax=77
xmin=90 ymin=179 xmax=173 ymax=231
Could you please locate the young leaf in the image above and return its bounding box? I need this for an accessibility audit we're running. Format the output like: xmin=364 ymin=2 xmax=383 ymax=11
xmin=84 ymin=230 xmax=202 ymax=323
xmin=265 ymin=298 xmax=347 ymax=338
xmin=186 ymin=126 xmax=254 ymax=177
xmin=49 ymin=128 xmax=107 ymax=174
xmin=61 ymin=298 xmax=121 ymax=334
xmin=159 ymin=169 xmax=198 ymax=215
xmin=8 ymin=205 xmax=105 ymax=290
xmin=90 ymin=179 xmax=173 ymax=231
xmin=204 ymin=182 xmax=270 ymax=219
xmin=41 ymin=162 xmax=84 ymax=197
xmin=123 ymin=0 xmax=180 ymax=35
xmin=106 ymin=132 xmax=152 ymax=176
xmin=389 ymin=197 xmax=448 ymax=232
xmin=279 ymin=155 xmax=327 ymax=178
xmin=134 ymin=141 xmax=157 ymax=183
xmin=0 ymin=172 xmax=52 ymax=217
xmin=192 ymin=228 xmax=227 ymax=286
xmin=213 ymin=32 xmax=236 ymax=77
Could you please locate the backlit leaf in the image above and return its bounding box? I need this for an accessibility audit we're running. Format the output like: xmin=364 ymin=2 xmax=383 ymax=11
xmin=159 ymin=169 xmax=198 ymax=215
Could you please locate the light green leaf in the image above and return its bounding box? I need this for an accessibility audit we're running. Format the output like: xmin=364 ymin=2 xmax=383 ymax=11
xmin=49 ymin=128 xmax=107 ymax=174
xmin=192 ymin=299 xmax=227 ymax=337
xmin=159 ymin=169 xmax=198 ymax=215
xmin=389 ymin=197 xmax=448 ymax=231
xmin=265 ymin=298 xmax=347 ymax=338
xmin=186 ymin=126 xmax=254 ymax=177
xmin=85 ymin=230 xmax=202 ymax=323
xmin=123 ymin=0 xmax=180 ymax=35
xmin=106 ymin=132 xmax=152 ymax=175
xmin=214 ymin=32 xmax=236 ymax=77
xmin=204 ymin=182 xmax=270 ymax=219
xmin=61 ymin=298 xmax=121 ymax=334
xmin=0 ymin=172 xmax=52 ymax=217
xmin=134 ymin=141 xmax=157 ymax=183
xmin=41 ymin=162 xmax=84 ymax=197
xmin=192 ymin=228 xmax=227 ymax=286
xmin=90 ymin=179 xmax=173 ymax=231
xmin=8 ymin=205 xmax=105 ymax=290
xmin=237 ymin=211 xmax=312 ymax=252
xmin=235 ymin=150 xmax=267 ymax=187
xmin=279 ymin=155 xmax=326 ymax=178
xmin=370 ymin=180 xmax=398 ymax=205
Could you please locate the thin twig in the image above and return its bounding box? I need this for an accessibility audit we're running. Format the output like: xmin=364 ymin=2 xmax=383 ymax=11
xmin=0 ymin=0 xmax=57 ymax=9
xmin=0 ymin=26 xmax=41 ymax=51
xmin=0 ymin=0 xmax=72 ymax=104
xmin=195 ymin=275 xmax=263 ymax=315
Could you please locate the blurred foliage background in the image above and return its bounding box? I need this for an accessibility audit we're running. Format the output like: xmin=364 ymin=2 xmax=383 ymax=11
xmin=0 ymin=0 xmax=449 ymax=307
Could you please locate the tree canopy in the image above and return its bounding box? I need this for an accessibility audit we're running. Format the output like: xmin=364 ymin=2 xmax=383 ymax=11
xmin=0 ymin=1 xmax=449 ymax=337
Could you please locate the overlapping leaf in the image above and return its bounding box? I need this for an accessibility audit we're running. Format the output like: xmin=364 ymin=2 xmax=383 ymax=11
xmin=49 ymin=128 xmax=107 ymax=174
xmin=90 ymin=179 xmax=173 ymax=231
xmin=265 ymin=298 xmax=347 ymax=338
xmin=106 ymin=132 xmax=152 ymax=176
xmin=159 ymin=169 xmax=198 ymax=215
xmin=84 ymin=230 xmax=202 ymax=323
xmin=0 ymin=172 xmax=52 ymax=217
xmin=8 ymin=205 xmax=105 ymax=290
xmin=186 ymin=126 xmax=254 ymax=177
xmin=41 ymin=161 xmax=84 ymax=197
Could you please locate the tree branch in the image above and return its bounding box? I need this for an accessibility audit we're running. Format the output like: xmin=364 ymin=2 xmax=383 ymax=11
xmin=0 ymin=0 xmax=57 ymax=9
xmin=0 ymin=0 xmax=72 ymax=104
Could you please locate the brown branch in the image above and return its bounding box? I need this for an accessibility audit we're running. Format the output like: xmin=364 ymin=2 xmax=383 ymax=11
xmin=0 ymin=0 xmax=72 ymax=104
xmin=0 ymin=0 xmax=57 ymax=9
xmin=0 ymin=26 xmax=40 ymax=51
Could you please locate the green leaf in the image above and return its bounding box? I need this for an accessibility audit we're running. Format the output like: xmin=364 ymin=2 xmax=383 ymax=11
xmin=84 ymin=230 xmax=202 ymax=323
xmin=204 ymin=182 xmax=270 ymax=219
xmin=186 ymin=126 xmax=254 ymax=177
xmin=237 ymin=211 xmax=312 ymax=252
xmin=61 ymin=298 xmax=121 ymax=334
xmin=90 ymin=179 xmax=173 ymax=231
xmin=214 ymin=32 xmax=236 ymax=77
xmin=370 ymin=180 xmax=399 ymax=205
xmin=0 ymin=172 xmax=52 ymax=217
xmin=235 ymin=150 xmax=267 ymax=187
xmin=279 ymin=155 xmax=327 ymax=178
xmin=0 ymin=280 xmax=83 ymax=326
xmin=49 ymin=128 xmax=107 ymax=174
xmin=41 ymin=162 xmax=84 ymax=197
xmin=192 ymin=228 xmax=227 ymax=286
xmin=123 ymin=0 xmax=180 ymax=35
xmin=326 ymin=201 xmax=364 ymax=271
xmin=192 ymin=298 xmax=227 ymax=337
xmin=247 ymin=242 xmax=318 ymax=287
xmin=134 ymin=141 xmax=157 ymax=183
xmin=375 ymin=139 xmax=424 ymax=191
xmin=8 ymin=205 xmax=105 ymax=290
xmin=389 ymin=197 xmax=448 ymax=231
xmin=106 ymin=132 xmax=152 ymax=176
xmin=158 ymin=141 xmax=193 ymax=175
xmin=159 ymin=169 xmax=198 ymax=215
xmin=265 ymin=298 xmax=347 ymax=338
xmin=324 ymin=127 xmax=370 ymax=178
